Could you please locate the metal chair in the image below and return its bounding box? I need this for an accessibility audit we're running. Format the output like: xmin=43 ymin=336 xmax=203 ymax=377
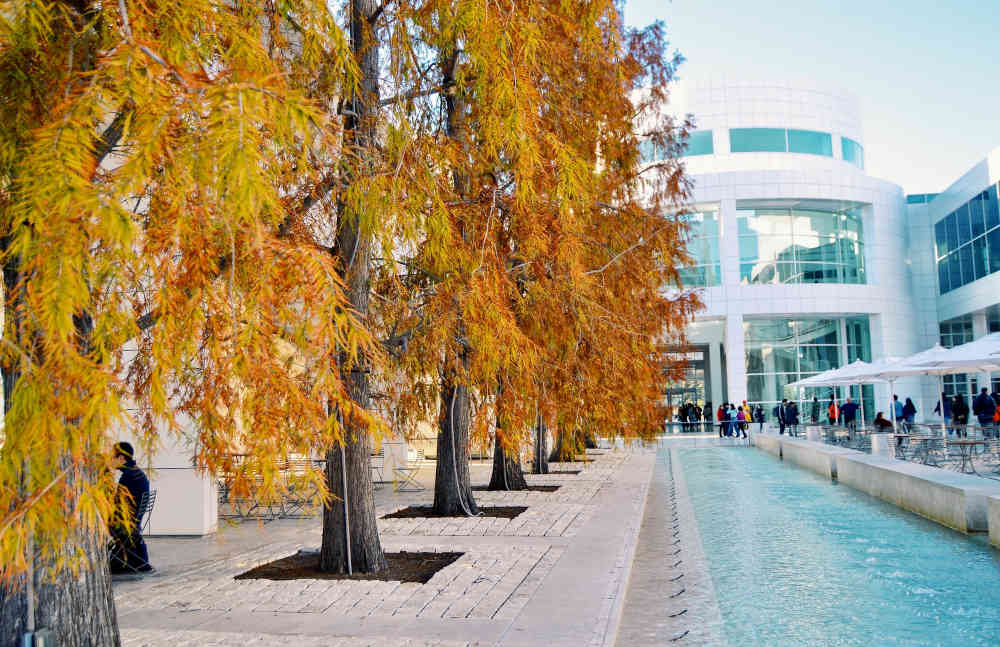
xmin=370 ymin=449 xmax=386 ymax=490
xmin=393 ymin=448 xmax=425 ymax=492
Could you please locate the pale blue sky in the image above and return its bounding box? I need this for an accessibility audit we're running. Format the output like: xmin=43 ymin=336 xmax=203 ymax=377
xmin=624 ymin=0 xmax=999 ymax=194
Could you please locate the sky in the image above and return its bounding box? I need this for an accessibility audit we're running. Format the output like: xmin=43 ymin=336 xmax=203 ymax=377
xmin=623 ymin=0 xmax=1000 ymax=194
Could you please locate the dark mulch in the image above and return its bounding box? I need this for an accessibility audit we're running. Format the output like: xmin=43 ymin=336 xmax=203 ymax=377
xmin=471 ymin=485 xmax=560 ymax=493
xmin=382 ymin=505 xmax=527 ymax=520
xmin=234 ymin=550 xmax=463 ymax=584
xmin=539 ymin=469 xmax=581 ymax=475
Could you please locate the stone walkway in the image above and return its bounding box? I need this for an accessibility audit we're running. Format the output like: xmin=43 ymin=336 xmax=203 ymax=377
xmin=115 ymin=448 xmax=653 ymax=646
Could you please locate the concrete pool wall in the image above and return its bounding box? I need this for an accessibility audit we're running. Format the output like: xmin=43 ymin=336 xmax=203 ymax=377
xmin=750 ymin=433 xmax=1000 ymax=547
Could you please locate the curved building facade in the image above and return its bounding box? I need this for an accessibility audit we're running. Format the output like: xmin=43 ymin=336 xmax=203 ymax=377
xmin=656 ymin=79 xmax=925 ymax=419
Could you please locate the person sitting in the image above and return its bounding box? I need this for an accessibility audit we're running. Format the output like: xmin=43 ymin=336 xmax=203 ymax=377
xmin=109 ymin=442 xmax=153 ymax=574
xmin=873 ymin=411 xmax=894 ymax=432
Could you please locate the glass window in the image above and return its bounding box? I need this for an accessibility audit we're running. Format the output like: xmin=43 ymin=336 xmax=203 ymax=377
xmin=787 ymin=129 xmax=833 ymax=156
xmin=683 ymin=130 xmax=713 ymax=157
xmin=730 ymin=128 xmax=786 ymax=153
xmin=935 ymin=219 xmax=949 ymax=258
xmin=735 ymin=207 xmax=865 ymax=285
xmin=959 ymin=244 xmax=974 ymax=286
xmin=986 ymin=185 xmax=1000 ymax=231
xmin=956 ymin=204 xmax=972 ymax=243
xmin=948 ymin=252 xmax=962 ymax=290
xmin=639 ymin=139 xmax=657 ymax=164
xmin=676 ymin=209 xmax=721 ymax=288
xmin=946 ymin=213 xmax=959 ymax=253
xmin=970 ymin=193 xmax=986 ymax=238
xmin=841 ymin=137 xmax=864 ymax=168
xmin=973 ymin=236 xmax=988 ymax=280
xmin=989 ymin=228 xmax=1000 ymax=274
xmin=938 ymin=259 xmax=950 ymax=293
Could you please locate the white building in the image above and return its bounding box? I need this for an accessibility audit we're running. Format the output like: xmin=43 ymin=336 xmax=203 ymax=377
xmin=654 ymin=79 xmax=1000 ymax=422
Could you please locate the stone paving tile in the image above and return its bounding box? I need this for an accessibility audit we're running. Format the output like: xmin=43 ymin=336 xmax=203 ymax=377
xmin=115 ymin=541 xmax=562 ymax=622
xmin=377 ymin=503 xmax=593 ymax=538
xmin=121 ymin=629 xmax=478 ymax=646
xmin=116 ymin=449 xmax=648 ymax=646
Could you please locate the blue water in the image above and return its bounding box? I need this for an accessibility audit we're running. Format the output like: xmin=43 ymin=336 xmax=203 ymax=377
xmin=676 ymin=448 xmax=1000 ymax=646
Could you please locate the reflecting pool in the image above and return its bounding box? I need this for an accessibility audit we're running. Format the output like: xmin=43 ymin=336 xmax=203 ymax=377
xmin=677 ymin=448 xmax=1000 ymax=646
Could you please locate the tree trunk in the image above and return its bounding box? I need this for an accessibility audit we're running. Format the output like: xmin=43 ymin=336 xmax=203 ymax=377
xmin=433 ymin=370 xmax=479 ymax=515
xmin=533 ymin=416 xmax=549 ymax=474
xmin=0 ymin=236 xmax=121 ymax=646
xmin=487 ymin=434 xmax=527 ymax=490
xmin=319 ymin=0 xmax=387 ymax=575
xmin=549 ymin=427 xmax=578 ymax=462
xmin=319 ymin=431 xmax=386 ymax=573
xmin=0 ymin=530 xmax=120 ymax=647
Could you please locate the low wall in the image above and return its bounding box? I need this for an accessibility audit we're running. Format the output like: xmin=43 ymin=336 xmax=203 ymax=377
xmin=989 ymin=497 xmax=1000 ymax=548
xmin=752 ymin=432 xmax=1000 ymax=536
xmin=779 ymin=437 xmax=855 ymax=480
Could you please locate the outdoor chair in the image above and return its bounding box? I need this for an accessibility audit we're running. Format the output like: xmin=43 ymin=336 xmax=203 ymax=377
xmin=393 ymin=448 xmax=425 ymax=492
xmin=370 ymin=449 xmax=386 ymax=490
xmin=984 ymin=439 xmax=1000 ymax=474
xmin=108 ymin=489 xmax=156 ymax=576
xmin=279 ymin=457 xmax=319 ymax=518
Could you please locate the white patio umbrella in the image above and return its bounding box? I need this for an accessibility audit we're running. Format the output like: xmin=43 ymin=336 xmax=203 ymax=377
xmin=914 ymin=332 xmax=1000 ymax=373
xmin=869 ymin=345 xmax=956 ymax=433
xmin=824 ymin=357 xmax=903 ymax=430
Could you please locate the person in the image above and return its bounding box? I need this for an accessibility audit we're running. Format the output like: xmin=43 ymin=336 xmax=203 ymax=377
xmin=717 ymin=403 xmax=727 ymax=437
xmin=933 ymin=392 xmax=951 ymax=423
xmin=773 ymin=399 xmax=787 ymax=435
xmin=727 ymin=403 xmax=738 ymax=437
xmin=827 ymin=398 xmax=838 ymax=426
xmin=893 ymin=395 xmax=904 ymax=423
xmin=109 ymin=441 xmax=153 ymax=573
xmin=902 ymin=397 xmax=917 ymax=428
xmin=840 ymin=397 xmax=860 ymax=432
xmin=736 ymin=405 xmax=747 ymax=437
xmin=810 ymin=397 xmax=820 ymax=424
xmin=784 ymin=399 xmax=800 ymax=437
xmin=952 ymin=393 xmax=970 ymax=428
xmin=754 ymin=404 xmax=765 ymax=432
xmin=873 ymin=411 xmax=894 ymax=432
xmin=973 ymin=388 xmax=995 ymax=427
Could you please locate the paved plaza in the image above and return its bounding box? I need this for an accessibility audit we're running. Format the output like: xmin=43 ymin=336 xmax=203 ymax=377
xmin=114 ymin=448 xmax=662 ymax=646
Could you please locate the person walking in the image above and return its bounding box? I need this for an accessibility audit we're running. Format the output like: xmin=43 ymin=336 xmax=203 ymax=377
xmin=840 ymin=397 xmax=860 ymax=432
xmin=893 ymin=395 xmax=904 ymax=423
xmin=953 ymin=393 xmax=970 ymax=427
xmin=754 ymin=404 xmax=765 ymax=432
xmin=902 ymin=397 xmax=917 ymax=429
xmin=810 ymin=397 xmax=820 ymax=424
xmin=717 ymin=403 xmax=727 ymax=437
xmin=773 ymin=399 xmax=787 ymax=435
xmin=827 ymin=397 xmax=838 ymax=426
xmin=933 ymin=392 xmax=952 ymax=424
xmin=784 ymin=399 xmax=800 ymax=437
xmin=973 ymin=387 xmax=995 ymax=427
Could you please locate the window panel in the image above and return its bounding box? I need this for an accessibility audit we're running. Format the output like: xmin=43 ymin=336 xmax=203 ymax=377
xmin=935 ymin=219 xmax=949 ymax=257
xmin=730 ymin=128 xmax=786 ymax=153
xmin=946 ymin=213 xmax=960 ymax=252
xmin=986 ymin=185 xmax=1000 ymax=231
xmin=959 ymin=244 xmax=974 ymax=285
xmin=989 ymin=228 xmax=1000 ymax=274
xmin=799 ymin=346 xmax=840 ymax=373
xmin=683 ymin=130 xmax=713 ymax=157
xmin=970 ymin=193 xmax=986 ymax=238
xmin=956 ymin=204 xmax=972 ymax=243
xmin=787 ymin=129 xmax=833 ymax=156
xmin=841 ymin=137 xmax=864 ymax=168
xmin=947 ymin=253 xmax=962 ymax=291
xmin=938 ymin=259 xmax=950 ymax=293
xmin=973 ymin=236 xmax=988 ymax=280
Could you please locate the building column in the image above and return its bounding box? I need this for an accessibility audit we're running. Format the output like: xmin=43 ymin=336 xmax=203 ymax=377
xmin=973 ymin=309 xmax=991 ymax=395
xmin=725 ymin=313 xmax=746 ymax=404
xmin=718 ymin=198 xmax=739 ymax=286
xmin=708 ymin=341 xmax=724 ymax=407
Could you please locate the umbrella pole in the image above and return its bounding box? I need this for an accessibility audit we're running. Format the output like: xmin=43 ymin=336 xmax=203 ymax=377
xmin=889 ymin=378 xmax=897 ymax=428
xmin=859 ymin=383 xmax=866 ymax=429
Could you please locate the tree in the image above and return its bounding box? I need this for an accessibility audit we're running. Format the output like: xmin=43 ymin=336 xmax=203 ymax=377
xmin=0 ymin=0 xmax=370 ymax=642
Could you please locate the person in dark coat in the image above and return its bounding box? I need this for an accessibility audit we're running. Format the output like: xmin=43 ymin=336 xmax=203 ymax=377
xmin=109 ymin=441 xmax=153 ymax=573
xmin=933 ymin=392 xmax=952 ymax=423
xmin=840 ymin=397 xmax=860 ymax=432
xmin=973 ymin=388 xmax=995 ymax=426
xmin=952 ymin=394 xmax=970 ymax=428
